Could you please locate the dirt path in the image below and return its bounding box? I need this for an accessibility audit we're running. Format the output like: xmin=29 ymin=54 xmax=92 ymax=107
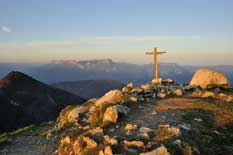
xmin=0 ymin=124 xmax=59 ymax=155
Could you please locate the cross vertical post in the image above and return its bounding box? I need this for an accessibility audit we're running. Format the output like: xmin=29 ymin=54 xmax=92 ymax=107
xmin=145 ymin=47 xmax=166 ymax=84
xmin=154 ymin=47 xmax=158 ymax=81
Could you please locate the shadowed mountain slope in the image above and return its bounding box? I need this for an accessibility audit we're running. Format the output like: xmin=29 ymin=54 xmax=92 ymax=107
xmin=0 ymin=71 xmax=86 ymax=133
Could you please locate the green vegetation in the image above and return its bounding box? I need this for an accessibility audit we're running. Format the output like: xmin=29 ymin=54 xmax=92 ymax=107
xmin=154 ymin=128 xmax=176 ymax=142
xmin=0 ymin=124 xmax=35 ymax=143
xmin=183 ymin=143 xmax=193 ymax=155
xmin=0 ymin=133 xmax=10 ymax=143
xmin=89 ymin=102 xmax=115 ymax=128
xmin=0 ymin=122 xmax=52 ymax=144
xmin=181 ymin=109 xmax=233 ymax=155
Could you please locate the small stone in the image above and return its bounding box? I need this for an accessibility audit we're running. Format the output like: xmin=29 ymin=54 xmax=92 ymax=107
xmin=200 ymin=91 xmax=215 ymax=98
xmin=212 ymin=130 xmax=223 ymax=135
xmin=139 ymin=106 xmax=144 ymax=109
xmin=137 ymin=132 xmax=150 ymax=140
xmin=139 ymin=146 xmax=171 ymax=155
xmin=151 ymin=111 xmax=157 ymax=115
xmin=125 ymin=124 xmax=138 ymax=130
xmin=214 ymin=88 xmax=221 ymax=94
xmin=127 ymin=148 xmax=138 ymax=153
xmin=104 ymin=135 xmax=118 ymax=145
xmin=157 ymin=93 xmax=166 ymax=99
xmin=72 ymin=136 xmax=97 ymax=155
xmin=194 ymin=118 xmax=203 ymax=122
xmin=99 ymin=146 xmax=113 ymax=155
xmin=125 ymin=130 xmax=135 ymax=137
xmin=178 ymin=123 xmax=191 ymax=131
xmin=167 ymin=127 xmax=180 ymax=136
xmin=139 ymin=98 xmax=145 ymax=101
xmin=124 ymin=140 xmax=144 ymax=147
xmin=127 ymin=83 xmax=134 ymax=89
xmin=104 ymin=146 xmax=113 ymax=155
xmin=193 ymin=146 xmax=200 ymax=154
xmin=162 ymin=116 xmax=166 ymax=119
xmin=122 ymin=87 xmax=131 ymax=93
xmin=109 ymin=128 xmax=115 ymax=132
xmin=158 ymin=124 xmax=170 ymax=128
xmin=139 ymin=127 xmax=153 ymax=133
xmin=61 ymin=136 xmax=70 ymax=145
xmin=46 ymin=132 xmax=52 ymax=139
xmin=131 ymin=88 xmax=138 ymax=93
xmin=173 ymin=89 xmax=183 ymax=96
xmin=140 ymin=84 xmax=154 ymax=90
xmin=173 ymin=139 xmax=182 ymax=146
xmin=86 ymin=127 xmax=103 ymax=135
xmin=129 ymin=96 xmax=138 ymax=102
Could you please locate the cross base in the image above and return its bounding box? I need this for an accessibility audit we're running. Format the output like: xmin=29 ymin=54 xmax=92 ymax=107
xmin=152 ymin=78 xmax=162 ymax=84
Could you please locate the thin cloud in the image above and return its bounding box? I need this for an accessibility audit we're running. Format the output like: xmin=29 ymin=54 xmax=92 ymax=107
xmin=89 ymin=35 xmax=203 ymax=41
xmin=1 ymin=26 xmax=12 ymax=33
xmin=0 ymin=35 xmax=204 ymax=49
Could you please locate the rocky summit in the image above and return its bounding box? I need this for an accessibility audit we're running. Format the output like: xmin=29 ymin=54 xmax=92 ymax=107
xmin=0 ymin=69 xmax=233 ymax=155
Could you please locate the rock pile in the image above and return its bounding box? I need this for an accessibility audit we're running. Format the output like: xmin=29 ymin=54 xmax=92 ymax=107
xmin=54 ymin=86 xmax=180 ymax=155
xmin=53 ymin=68 xmax=232 ymax=155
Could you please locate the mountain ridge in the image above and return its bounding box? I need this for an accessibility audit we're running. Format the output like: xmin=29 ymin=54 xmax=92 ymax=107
xmin=52 ymin=80 xmax=125 ymax=99
xmin=0 ymin=71 xmax=86 ymax=132
xmin=1 ymin=60 xmax=233 ymax=86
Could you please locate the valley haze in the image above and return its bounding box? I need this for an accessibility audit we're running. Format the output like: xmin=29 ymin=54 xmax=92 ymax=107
xmin=0 ymin=59 xmax=232 ymax=86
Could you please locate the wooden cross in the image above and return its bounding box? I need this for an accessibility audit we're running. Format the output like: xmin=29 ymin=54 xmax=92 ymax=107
xmin=145 ymin=47 xmax=166 ymax=83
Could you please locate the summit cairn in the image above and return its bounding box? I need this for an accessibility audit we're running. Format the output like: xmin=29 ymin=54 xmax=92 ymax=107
xmin=145 ymin=47 xmax=166 ymax=84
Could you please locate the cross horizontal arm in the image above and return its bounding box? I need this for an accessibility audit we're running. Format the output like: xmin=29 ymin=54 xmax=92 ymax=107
xmin=157 ymin=51 xmax=166 ymax=54
xmin=145 ymin=52 xmax=154 ymax=55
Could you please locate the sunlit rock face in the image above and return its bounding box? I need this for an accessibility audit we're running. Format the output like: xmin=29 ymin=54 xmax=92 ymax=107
xmin=189 ymin=68 xmax=230 ymax=89
xmin=95 ymin=90 xmax=124 ymax=107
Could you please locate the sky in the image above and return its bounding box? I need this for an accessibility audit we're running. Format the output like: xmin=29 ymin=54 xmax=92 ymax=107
xmin=0 ymin=0 xmax=232 ymax=65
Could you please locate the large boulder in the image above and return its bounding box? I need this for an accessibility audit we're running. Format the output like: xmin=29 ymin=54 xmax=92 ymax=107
xmin=190 ymin=69 xmax=230 ymax=89
xmin=72 ymin=136 xmax=97 ymax=155
xmin=103 ymin=107 xmax=118 ymax=123
xmin=67 ymin=106 xmax=88 ymax=123
xmin=140 ymin=84 xmax=153 ymax=90
xmin=95 ymin=90 xmax=124 ymax=107
xmin=122 ymin=83 xmax=134 ymax=93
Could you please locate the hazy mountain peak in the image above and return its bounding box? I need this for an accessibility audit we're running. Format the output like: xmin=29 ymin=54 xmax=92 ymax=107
xmin=77 ymin=59 xmax=113 ymax=65
xmin=50 ymin=60 xmax=78 ymax=65
xmin=0 ymin=71 xmax=37 ymax=88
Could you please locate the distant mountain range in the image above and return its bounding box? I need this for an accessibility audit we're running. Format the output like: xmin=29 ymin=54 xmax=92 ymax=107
xmin=1 ymin=59 xmax=233 ymax=86
xmin=52 ymin=80 xmax=125 ymax=99
xmin=0 ymin=71 xmax=85 ymax=132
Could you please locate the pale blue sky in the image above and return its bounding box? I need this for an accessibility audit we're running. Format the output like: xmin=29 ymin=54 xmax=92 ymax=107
xmin=0 ymin=0 xmax=232 ymax=65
